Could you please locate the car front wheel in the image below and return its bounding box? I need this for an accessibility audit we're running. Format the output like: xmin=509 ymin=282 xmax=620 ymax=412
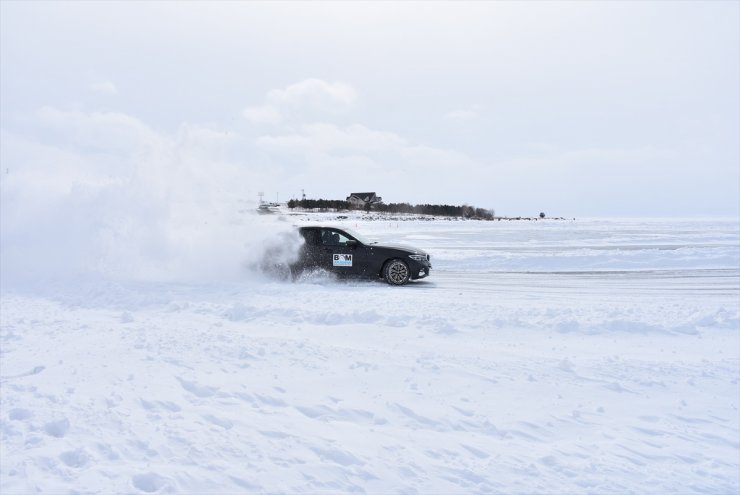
xmin=383 ymin=259 xmax=410 ymax=285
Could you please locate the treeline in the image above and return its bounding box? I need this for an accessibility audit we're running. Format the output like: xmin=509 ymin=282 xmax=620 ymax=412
xmin=286 ymin=198 xmax=350 ymax=210
xmin=374 ymin=203 xmax=494 ymax=219
xmin=287 ymin=198 xmax=494 ymax=220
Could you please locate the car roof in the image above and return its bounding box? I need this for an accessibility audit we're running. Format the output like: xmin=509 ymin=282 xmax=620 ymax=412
xmin=297 ymin=224 xmax=347 ymax=230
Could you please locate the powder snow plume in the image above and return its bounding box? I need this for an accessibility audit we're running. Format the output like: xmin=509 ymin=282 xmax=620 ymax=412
xmin=0 ymin=112 xmax=299 ymax=288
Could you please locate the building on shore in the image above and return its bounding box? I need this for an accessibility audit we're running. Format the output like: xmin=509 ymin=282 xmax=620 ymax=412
xmin=346 ymin=192 xmax=382 ymax=208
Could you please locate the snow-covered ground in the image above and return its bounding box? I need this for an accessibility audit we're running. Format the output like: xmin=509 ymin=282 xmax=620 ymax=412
xmin=1 ymin=214 xmax=739 ymax=494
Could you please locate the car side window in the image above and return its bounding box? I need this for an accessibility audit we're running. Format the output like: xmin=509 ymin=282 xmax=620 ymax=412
xmin=320 ymin=229 xmax=351 ymax=246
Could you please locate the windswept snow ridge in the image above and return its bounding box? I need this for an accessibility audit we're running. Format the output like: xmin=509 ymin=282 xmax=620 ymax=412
xmin=1 ymin=216 xmax=739 ymax=494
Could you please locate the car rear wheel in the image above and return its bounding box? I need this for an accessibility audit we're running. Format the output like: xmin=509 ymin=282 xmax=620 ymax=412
xmin=259 ymin=260 xmax=294 ymax=281
xmin=383 ymin=259 xmax=410 ymax=285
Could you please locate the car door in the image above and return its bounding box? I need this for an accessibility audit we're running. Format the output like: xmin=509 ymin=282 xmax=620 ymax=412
xmin=317 ymin=228 xmax=370 ymax=276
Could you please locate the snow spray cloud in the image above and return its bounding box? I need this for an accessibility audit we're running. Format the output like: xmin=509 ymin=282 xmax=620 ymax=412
xmin=0 ymin=109 xmax=301 ymax=287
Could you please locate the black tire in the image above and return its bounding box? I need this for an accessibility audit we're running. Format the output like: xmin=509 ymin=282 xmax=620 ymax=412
xmin=383 ymin=259 xmax=410 ymax=285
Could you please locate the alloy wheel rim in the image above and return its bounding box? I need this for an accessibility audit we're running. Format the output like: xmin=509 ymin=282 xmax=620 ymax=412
xmin=389 ymin=262 xmax=408 ymax=283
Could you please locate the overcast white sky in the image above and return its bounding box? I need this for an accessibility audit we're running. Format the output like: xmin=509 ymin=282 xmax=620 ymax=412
xmin=1 ymin=1 xmax=738 ymax=217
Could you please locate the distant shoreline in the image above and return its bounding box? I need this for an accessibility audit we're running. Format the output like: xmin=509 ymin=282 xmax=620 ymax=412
xmin=282 ymin=209 xmax=571 ymax=222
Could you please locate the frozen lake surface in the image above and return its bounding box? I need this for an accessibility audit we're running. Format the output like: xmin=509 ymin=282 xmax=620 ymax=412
xmin=1 ymin=216 xmax=738 ymax=493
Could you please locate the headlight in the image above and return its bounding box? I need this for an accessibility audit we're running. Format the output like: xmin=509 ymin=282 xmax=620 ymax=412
xmin=409 ymin=254 xmax=428 ymax=262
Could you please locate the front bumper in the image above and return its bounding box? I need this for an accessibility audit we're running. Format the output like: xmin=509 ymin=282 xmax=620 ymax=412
xmin=408 ymin=258 xmax=432 ymax=280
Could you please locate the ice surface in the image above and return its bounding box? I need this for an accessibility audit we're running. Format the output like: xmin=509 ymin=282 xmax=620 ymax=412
xmin=1 ymin=214 xmax=739 ymax=493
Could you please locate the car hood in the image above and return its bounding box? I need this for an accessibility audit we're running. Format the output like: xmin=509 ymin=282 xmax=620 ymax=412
xmin=371 ymin=242 xmax=428 ymax=255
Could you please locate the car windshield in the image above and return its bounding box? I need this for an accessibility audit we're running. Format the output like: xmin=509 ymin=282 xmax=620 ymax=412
xmin=342 ymin=228 xmax=376 ymax=245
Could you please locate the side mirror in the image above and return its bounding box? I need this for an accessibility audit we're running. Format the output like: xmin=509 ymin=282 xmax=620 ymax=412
xmin=346 ymin=240 xmax=358 ymax=248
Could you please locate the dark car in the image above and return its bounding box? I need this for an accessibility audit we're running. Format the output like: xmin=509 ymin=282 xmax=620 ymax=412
xmin=291 ymin=225 xmax=431 ymax=285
